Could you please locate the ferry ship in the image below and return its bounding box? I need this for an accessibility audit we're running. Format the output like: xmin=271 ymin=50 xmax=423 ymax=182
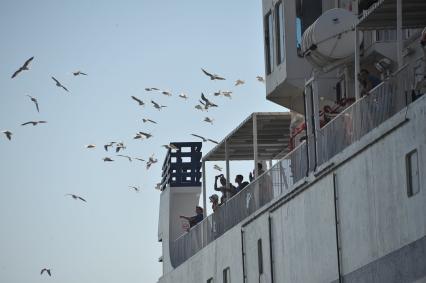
xmin=157 ymin=0 xmax=426 ymax=282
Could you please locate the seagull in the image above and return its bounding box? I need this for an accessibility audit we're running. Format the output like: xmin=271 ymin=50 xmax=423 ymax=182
xmin=65 ymin=194 xmax=87 ymax=202
xmin=11 ymin=56 xmax=34 ymax=79
xmin=73 ymin=70 xmax=88 ymax=76
xmin=178 ymin=93 xmax=189 ymax=100
xmin=145 ymin=87 xmax=160 ymax=92
xmin=201 ymin=68 xmax=226 ymax=80
xmin=146 ymin=154 xmax=158 ymax=170
xmin=256 ymin=76 xmax=265 ymax=83
xmin=85 ymin=144 xmax=96 ymax=149
xmin=134 ymin=157 xmax=146 ymax=162
xmin=117 ymin=154 xmax=132 ymax=162
xmin=151 ymin=100 xmax=166 ymax=110
xmin=115 ymin=142 xmax=126 ymax=153
xmin=128 ymin=186 xmax=140 ymax=192
xmin=26 ymin=95 xmax=40 ymax=112
xmin=142 ymin=118 xmax=157 ymax=124
xmin=161 ymin=90 xmax=172 ymax=96
xmin=40 ymin=268 xmax=51 ymax=276
xmin=103 ymin=157 xmax=114 ymax=162
xmin=204 ymin=117 xmax=214 ymax=124
xmin=2 ymin=130 xmax=12 ymax=140
xmin=51 ymin=77 xmax=69 ymax=92
xmin=200 ymin=93 xmax=218 ymax=109
xmin=221 ymin=91 xmax=232 ymax=99
xmin=235 ymin=79 xmax=245 ymax=86
xmin=213 ymin=164 xmax=223 ymax=171
xmin=21 ymin=120 xmax=47 ymax=126
xmin=131 ymin=96 xmax=145 ymax=106
xmin=104 ymin=142 xmax=116 ymax=151
xmin=134 ymin=131 xmax=153 ymax=139
xmin=162 ymin=144 xmax=179 ymax=150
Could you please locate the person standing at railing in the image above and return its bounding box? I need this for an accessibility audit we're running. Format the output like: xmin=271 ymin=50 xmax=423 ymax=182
xmin=234 ymin=174 xmax=249 ymax=194
xmin=358 ymin=69 xmax=382 ymax=97
xmin=214 ymin=174 xmax=235 ymax=203
xmin=209 ymin=194 xmax=220 ymax=212
xmin=179 ymin=206 xmax=204 ymax=230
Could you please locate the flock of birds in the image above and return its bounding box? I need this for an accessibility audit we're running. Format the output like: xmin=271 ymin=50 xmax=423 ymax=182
xmin=2 ymin=55 xmax=266 ymax=277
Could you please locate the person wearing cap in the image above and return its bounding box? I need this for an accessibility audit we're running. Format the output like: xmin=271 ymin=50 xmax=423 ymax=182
xmin=180 ymin=206 xmax=204 ymax=229
xmin=209 ymin=194 xmax=219 ymax=212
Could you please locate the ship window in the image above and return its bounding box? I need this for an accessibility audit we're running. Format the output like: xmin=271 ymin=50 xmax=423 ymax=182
xmin=275 ymin=1 xmax=285 ymax=64
xmin=406 ymin=149 xmax=420 ymax=197
xmin=295 ymin=0 xmax=322 ymax=57
xmin=264 ymin=11 xmax=274 ymax=74
xmin=223 ymin=267 xmax=231 ymax=283
xmin=257 ymin=239 xmax=264 ymax=275
xmin=206 ymin=278 xmax=214 ymax=283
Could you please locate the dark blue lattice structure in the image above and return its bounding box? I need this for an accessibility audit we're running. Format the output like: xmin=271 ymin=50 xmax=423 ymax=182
xmin=160 ymin=142 xmax=202 ymax=191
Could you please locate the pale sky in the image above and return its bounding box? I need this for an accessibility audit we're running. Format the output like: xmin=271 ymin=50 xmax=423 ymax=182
xmin=0 ymin=1 xmax=285 ymax=282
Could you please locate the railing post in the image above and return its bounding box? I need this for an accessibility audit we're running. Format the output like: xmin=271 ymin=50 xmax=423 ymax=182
xmin=396 ymin=0 xmax=403 ymax=68
xmin=354 ymin=26 xmax=361 ymax=100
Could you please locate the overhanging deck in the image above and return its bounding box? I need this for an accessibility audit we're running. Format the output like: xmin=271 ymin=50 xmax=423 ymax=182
xmin=202 ymin=112 xmax=291 ymax=162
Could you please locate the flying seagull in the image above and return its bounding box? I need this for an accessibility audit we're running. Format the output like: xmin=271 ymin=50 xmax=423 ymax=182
xmin=134 ymin=131 xmax=152 ymax=140
xmin=85 ymin=144 xmax=96 ymax=149
xmin=235 ymin=79 xmax=245 ymax=86
xmin=214 ymin=90 xmax=232 ymax=99
xmin=201 ymin=68 xmax=226 ymax=80
xmin=103 ymin=157 xmax=114 ymax=162
xmin=151 ymin=100 xmax=166 ymax=110
xmin=117 ymin=154 xmax=132 ymax=162
xmin=21 ymin=120 xmax=47 ymax=126
xmin=128 ymin=186 xmax=140 ymax=192
xmin=146 ymin=154 xmax=158 ymax=170
xmin=200 ymin=93 xmax=218 ymax=109
xmin=178 ymin=93 xmax=189 ymax=100
xmin=40 ymin=268 xmax=51 ymax=276
xmin=145 ymin=87 xmax=160 ymax=92
xmin=162 ymin=144 xmax=179 ymax=151
xmin=204 ymin=117 xmax=214 ymax=124
xmin=26 ymin=95 xmax=40 ymax=112
xmin=65 ymin=194 xmax=87 ymax=202
xmin=51 ymin=77 xmax=69 ymax=92
xmin=11 ymin=56 xmax=34 ymax=79
xmin=256 ymin=76 xmax=265 ymax=83
xmin=161 ymin=90 xmax=172 ymax=96
xmin=2 ymin=130 xmax=12 ymax=140
xmin=213 ymin=164 xmax=223 ymax=171
xmin=131 ymin=96 xmax=145 ymax=106
xmin=73 ymin=70 xmax=88 ymax=76
xmin=115 ymin=142 xmax=126 ymax=153
xmin=191 ymin=134 xmax=208 ymax=142
xmin=142 ymin=118 xmax=157 ymax=124
xmin=104 ymin=142 xmax=116 ymax=151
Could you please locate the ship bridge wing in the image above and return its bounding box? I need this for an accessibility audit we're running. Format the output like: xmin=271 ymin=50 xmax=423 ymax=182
xmin=357 ymin=0 xmax=426 ymax=30
xmin=202 ymin=112 xmax=291 ymax=161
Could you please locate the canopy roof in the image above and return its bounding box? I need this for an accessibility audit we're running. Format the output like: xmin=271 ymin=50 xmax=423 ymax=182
xmin=357 ymin=0 xmax=426 ymax=30
xmin=202 ymin=112 xmax=292 ymax=161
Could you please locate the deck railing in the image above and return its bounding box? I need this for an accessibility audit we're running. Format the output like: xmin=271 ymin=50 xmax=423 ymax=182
xmin=169 ymin=57 xmax=421 ymax=268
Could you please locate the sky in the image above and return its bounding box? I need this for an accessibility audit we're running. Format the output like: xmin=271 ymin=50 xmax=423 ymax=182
xmin=0 ymin=0 xmax=285 ymax=282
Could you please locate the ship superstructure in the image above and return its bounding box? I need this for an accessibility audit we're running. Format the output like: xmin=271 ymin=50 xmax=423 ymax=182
xmin=157 ymin=1 xmax=426 ymax=282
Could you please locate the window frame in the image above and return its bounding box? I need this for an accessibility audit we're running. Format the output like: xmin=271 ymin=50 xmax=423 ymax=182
xmin=275 ymin=1 xmax=285 ymax=65
xmin=257 ymin=238 xmax=264 ymax=275
xmin=406 ymin=149 xmax=420 ymax=197
xmin=264 ymin=11 xmax=274 ymax=75
xmin=223 ymin=267 xmax=231 ymax=283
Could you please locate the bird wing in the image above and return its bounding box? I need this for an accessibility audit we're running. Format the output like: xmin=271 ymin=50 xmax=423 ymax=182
xmin=117 ymin=154 xmax=132 ymax=161
xmin=214 ymin=75 xmax=226 ymax=80
xmin=61 ymin=85 xmax=69 ymax=92
xmin=23 ymin=56 xmax=34 ymax=69
xmin=34 ymin=100 xmax=40 ymax=112
xmin=78 ymin=196 xmax=87 ymax=202
xmin=200 ymin=93 xmax=209 ymax=104
xmin=11 ymin=68 xmax=22 ymax=79
xmin=38 ymin=121 xmax=47 ymax=124
xmin=21 ymin=121 xmax=32 ymax=126
xmin=40 ymin=269 xmax=45 ymax=275
xmin=201 ymin=68 xmax=213 ymax=78
xmin=4 ymin=131 xmax=12 ymax=140
xmin=134 ymin=158 xmax=145 ymax=162
xmin=148 ymin=119 xmax=157 ymax=124
xmin=80 ymin=72 xmax=88 ymax=76
xmin=131 ymin=96 xmax=143 ymax=105
xmin=151 ymin=100 xmax=159 ymax=107
xmin=46 ymin=269 xmax=51 ymax=276
xmin=208 ymin=139 xmax=219 ymax=144
xmin=51 ymin=76 xmax=59 ymax=84
xmin=191 ymin=134 xmax=207 ymax=142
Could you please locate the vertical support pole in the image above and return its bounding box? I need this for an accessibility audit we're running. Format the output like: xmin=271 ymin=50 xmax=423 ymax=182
xmin=354 ymin=26 xmax=361 ymax=100
xmin=396 ymin=0 xmax=403 ymax=68
xmin=253 ymin=113 xmax=259 ymax=178
xmin=225 ymin=139 xmax=230 ymax=199
xmin=202 ymin=160 xmax=207 ymax=218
